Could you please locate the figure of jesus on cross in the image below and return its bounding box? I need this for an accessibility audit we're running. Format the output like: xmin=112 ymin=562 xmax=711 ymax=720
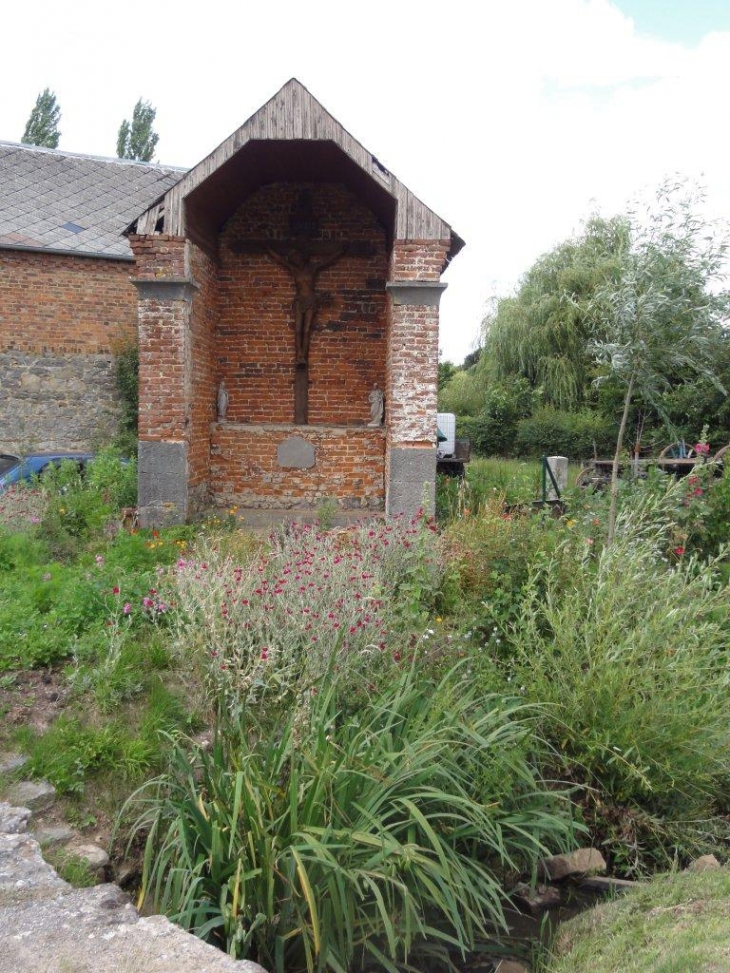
xmin=266 ymin=245 xmax=344 ymax=367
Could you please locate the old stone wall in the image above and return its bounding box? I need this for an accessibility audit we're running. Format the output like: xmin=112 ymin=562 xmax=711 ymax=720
xmin=0 ymin=351 xmax=119 ymax=451
xmin=0 ymin=249 xmax=137 ymax=451
xmin=210 ymin=424 xmax=385 ymax=509
xmin=217 ymin=183 xmax=388 ymax=426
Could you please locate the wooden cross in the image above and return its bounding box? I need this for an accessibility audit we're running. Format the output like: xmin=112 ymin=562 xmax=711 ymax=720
xmin=230 ymin=193 xmax=376 ymax=424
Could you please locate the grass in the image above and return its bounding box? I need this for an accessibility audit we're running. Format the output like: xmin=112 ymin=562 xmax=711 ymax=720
xmin=437 ymin=458 xmax=583 ymax=520
xmin=127 ymin=661 xmax=575 ymax=973
xmin=545 ymin=867 xmax=730 ymax=973
xmin=2 ymin=451 xmax=730 ymax=968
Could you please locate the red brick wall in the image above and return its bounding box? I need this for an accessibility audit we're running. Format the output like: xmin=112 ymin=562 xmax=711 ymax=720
xmin=188 ymin=244 xmax=218 ymax=493
xmin=127 ymin=235 xmax=187 ymax=280
xmin=390 ymin=240 xmax=450 ymax=282
xmin=0 ymin=249 xmax=136 ymax=354
xmin=217 ymin=183 xmax=388 ymax=425
xmin=136 ymin=292 xmax=189 ymax=442
xmin=386 ymin=240 xmax=450 ymax=446
xmin=210 ymin=424 xmax=385 ymax=509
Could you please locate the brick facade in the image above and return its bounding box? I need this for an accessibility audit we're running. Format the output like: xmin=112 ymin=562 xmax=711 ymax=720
xmin=0 ymin=249 xmax=137 ymax=451
xmin=210 ymin=424 xmax=385 ymax=509
xmin=0 ymin=249 xmax=136 ymax=355
xmin=218 ymin=183 xmax=387 ymax=426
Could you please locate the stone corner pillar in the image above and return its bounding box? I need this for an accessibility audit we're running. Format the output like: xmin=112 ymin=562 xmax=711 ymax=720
xmin=385 ymin=245 xmax=449 ymax=519
xmin=131 ymin=247 xmax=198 ymax=527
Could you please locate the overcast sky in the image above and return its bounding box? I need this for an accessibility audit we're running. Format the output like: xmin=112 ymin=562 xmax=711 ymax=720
xmin=2 ymin=0 xmax=729 ymax=363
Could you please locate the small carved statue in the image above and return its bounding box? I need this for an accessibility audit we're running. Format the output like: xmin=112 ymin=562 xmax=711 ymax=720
xmin=217 ymin=380 xmax=229 ymax=422
xmin=368 ymin=386 xmax=384 ymax=427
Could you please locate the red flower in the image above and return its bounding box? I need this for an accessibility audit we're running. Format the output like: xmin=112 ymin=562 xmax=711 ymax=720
xmin=112 ymin=586 xmax=120 ymax=595
xmin=674 ymin=546 xmax=686 ymax=556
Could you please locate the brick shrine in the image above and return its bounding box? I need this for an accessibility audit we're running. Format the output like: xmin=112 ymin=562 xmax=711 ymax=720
xmin=128 ymin=79 xmax=463 ymax=526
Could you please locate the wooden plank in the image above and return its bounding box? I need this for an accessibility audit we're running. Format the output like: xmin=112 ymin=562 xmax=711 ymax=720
xmin=141 ymin=78 xmax=457 ymax=244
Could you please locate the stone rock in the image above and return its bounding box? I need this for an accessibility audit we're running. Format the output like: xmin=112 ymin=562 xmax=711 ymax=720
xmin=0 ymin=805 xmax=269 ymax=972
xmin=68 ymin=842 xmax=110 ymax=872
xmin=512 ymin=881 xmax=561 ymax=915
xmin=0 ymin=832 xmax=68 ymax=907
xmin=0 ymin=881 xmax=269 ymax=973
xmin=0 ymin=752 xmax=28 ymax=775
xmin=495 ymin=961 xmax=530 ymax=973
xmin=539 ymin=847 xmax=607 ymax=881
xmin=686 ymin=854 xmax=722 ymax=873
xmin=580 ymin=875 xmax=640 ymax=894
xmin=277 ymin=436 xmax=316 ymax=469
xmin=115 ymin=863 xmax=140 ymax=889
xmin=0 ymin=802 xmax=31 ymax=834
xmin=6 ymin=780 xmax=56 ymax=813
xmin=33 ymin=825 xmax=75 ymax=848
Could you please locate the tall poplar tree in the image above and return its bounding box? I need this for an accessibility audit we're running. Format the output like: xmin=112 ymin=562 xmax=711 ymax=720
xmin=21 ymin=88 xmax=61 ymax=148
xmin=116 ymin=99 xmax=159 ymax=162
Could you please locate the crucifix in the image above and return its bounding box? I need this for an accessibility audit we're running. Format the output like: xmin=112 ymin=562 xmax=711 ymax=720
xmin=230 ymin=190 xmax=376 ymax=424
xmin=267 ymin=244 xmax=344 ymax=423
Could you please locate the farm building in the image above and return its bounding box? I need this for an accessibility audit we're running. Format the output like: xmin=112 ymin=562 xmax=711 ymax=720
xmin=0 ymin=79 xmax=463 ymax=525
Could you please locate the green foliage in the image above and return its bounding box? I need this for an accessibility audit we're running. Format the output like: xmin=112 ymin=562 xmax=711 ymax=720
xmin=438 ymin=367 xmax=484 ymax=415
xmin=114 ymin=339 xmax=139 ymax=440
xmin=127 ymin=663 xmax=574 ymax=972
xmin=18 ymin=718 xmax=153 ymax=795
xmin=459 ymin=378 xmax=538 ymax=456
xmin=0 ymin=518 xmax=189 ymax=671
xmin=47 ymin=850 xmax=98 ymax=888
xmin=484 ymin=215 xmax=630 ymax=410
xmin=164 ymin=517 xmax=442 ymax=717
xmin=503 ymin=496 xmax=730 ymax=870
xmin=589 ymin=180 xmax=730 ymax=542
xmin=515 ymin=407 xmax=616 ymax=460
xmin=21 ymin=88 xmax=61 ymax=148
xmin=116 ymin=98 xmax=159 ymax=161
xmin=36 ymin=448 xmax=137 ymax=558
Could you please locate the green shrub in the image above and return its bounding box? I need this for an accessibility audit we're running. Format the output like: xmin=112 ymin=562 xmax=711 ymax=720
xmin=504 ymin=501 xmax=730 ymax=870
xmin=126 ymin=663 xmax=574 ymax=972
xmin=515 ymin=407 xmax=616 ymax=460
xmin=114 ymin=339 xmax=139 ymax=435
xmin=459 ymin=378 xmax=538 ymax=457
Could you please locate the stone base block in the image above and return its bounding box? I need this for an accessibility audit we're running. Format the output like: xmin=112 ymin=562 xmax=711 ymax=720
xmin=386 ymin=446 xmax=436 ymax=519
xmin=138 ymin=440 xmax=188 ymax=527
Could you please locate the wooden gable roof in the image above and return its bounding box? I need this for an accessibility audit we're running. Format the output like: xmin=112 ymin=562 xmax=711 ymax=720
xmin=133 ymin=79 xmax=463 ymax=259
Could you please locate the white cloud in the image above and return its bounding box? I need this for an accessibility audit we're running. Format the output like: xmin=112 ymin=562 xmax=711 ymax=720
xmin=1 ymin=0 xmax=728 ymax=361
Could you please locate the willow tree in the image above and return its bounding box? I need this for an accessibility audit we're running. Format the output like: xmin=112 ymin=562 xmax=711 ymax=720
xmin=590 ymin=183 xmax=729 ymax=544
xmin=484 ymin=215 xmax=630 ymax=410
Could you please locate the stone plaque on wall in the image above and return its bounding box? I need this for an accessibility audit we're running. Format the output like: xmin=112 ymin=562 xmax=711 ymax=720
xmin=277 ymin=436 xmax=316 ymax=469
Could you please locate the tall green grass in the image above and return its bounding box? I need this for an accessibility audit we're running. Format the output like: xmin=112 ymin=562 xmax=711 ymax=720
xmin=504 ymin=492 xmax=730 ymax=870
xmin=126 ymin=663 xmax=575 ymax=973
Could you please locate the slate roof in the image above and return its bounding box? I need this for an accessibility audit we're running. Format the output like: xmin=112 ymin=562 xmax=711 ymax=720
xmin=0 ymin=142 xmax=185 ymax=260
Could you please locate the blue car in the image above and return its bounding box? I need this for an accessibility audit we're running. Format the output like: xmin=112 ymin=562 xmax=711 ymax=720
xmin=0 ymin=452 xmax=95 ymax=493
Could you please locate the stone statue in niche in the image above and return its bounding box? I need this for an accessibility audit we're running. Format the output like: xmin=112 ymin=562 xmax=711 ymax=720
xmin=266 ymin=245 xmax=345 ymax=366
xmin=217 ymin=380 xmax=229 ymax=422
xmin=368 ymin=386 xmax=384 ymax=427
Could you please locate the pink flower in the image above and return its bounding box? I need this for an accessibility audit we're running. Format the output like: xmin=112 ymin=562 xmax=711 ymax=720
xmin=95 ymin=555 xmax=105 ymax=565
xmin=695 ymin=442 xmax=710 ymax=455
xmin=260 ymin=648 xmax=269 ymax=660
xmin=123 ymin=602 xmax=132 ymax=615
